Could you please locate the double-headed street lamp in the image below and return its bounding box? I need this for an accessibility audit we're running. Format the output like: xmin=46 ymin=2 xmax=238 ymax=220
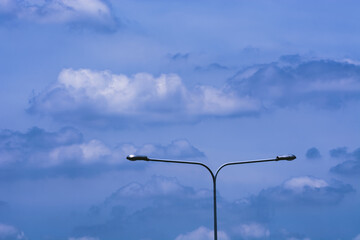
xmin=127 ymin=154 xmax=296 ymax=240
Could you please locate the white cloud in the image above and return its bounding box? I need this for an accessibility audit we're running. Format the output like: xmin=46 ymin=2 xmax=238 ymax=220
xmin=283 ymin=176 xmax=328 ymax=193
xmin=0 ymin=223 xmax=25 ymax=240
xmin=29 ymin=68 xmax=259 ymax=124
xmin=47 ymin=139 xmax=112 ymax=167
xmin=234 ymin=223 xmax=270 ymax=239
xmin=175 ymin=226 xmax=229 ymax=240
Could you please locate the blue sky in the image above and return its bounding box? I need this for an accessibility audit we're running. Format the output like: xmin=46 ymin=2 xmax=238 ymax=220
xmin=1 ymin=0 xmax=360 ymax=239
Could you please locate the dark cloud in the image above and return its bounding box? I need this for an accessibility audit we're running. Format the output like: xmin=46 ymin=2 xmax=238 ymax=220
xmin=330 ymin=147 xmax=360 ymax=176
xmin=228 ymin=57 xmax=360 ymax=110
xmin=168 ymin=52 xmax=190 ymax=61
xmin=330 ymin=147 xmax=349 ymax=158
xmin=305 ymin=147 xmax=321 ymax=159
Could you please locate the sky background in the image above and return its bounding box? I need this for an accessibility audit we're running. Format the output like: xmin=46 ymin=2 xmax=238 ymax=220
xmin=1 ymin=0 xmax=360 ymax=240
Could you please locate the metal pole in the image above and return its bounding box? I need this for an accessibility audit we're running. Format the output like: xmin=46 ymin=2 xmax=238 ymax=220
xmin=212 ymin=174 xmax=218 ymax=240
xmin=126 ymin=154 xmax=295 ymax=240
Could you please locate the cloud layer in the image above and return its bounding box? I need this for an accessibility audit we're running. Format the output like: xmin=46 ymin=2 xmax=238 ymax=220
xmin=74 ymin=175 xmax=352 ymax=240
xmin=0 ymin=127 xmax=204 ymax=179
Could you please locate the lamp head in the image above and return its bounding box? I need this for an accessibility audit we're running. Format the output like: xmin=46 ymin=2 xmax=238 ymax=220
xmin=276 ymin=154 xmax=296 ymax=161
xmin=127 ymin=155 xmax=149 ymax=161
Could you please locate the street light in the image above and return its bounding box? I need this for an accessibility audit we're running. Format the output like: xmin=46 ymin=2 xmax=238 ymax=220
xmin=127 ymin=154 xmax=296 ymax=240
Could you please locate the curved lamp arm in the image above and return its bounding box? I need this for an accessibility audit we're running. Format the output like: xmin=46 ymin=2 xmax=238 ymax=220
xmin=127 ymin=155 xmax=215 ymax=178
xmin=214 ymin=154 xmax=296 ymax=178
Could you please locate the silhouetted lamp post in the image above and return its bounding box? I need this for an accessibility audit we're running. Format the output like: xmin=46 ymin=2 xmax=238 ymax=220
xmin=127 ymin=153 xmax=296 ymax=240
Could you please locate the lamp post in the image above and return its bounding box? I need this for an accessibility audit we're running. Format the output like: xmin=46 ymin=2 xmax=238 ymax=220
xmin=127 ymin=154 xmax=296 ymax=240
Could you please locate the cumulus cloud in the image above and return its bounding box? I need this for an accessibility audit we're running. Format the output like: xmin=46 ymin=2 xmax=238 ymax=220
xmin=0 ymin=127 xmax=204 ymax=179
xmin=0 ymin=223 xmax=25 ymax=240
xmin=330 ymin=147 xmax=360 ymax=176
xmin=250 ymin=176 xmax=354 ymax=206
xmin=0 ymin=0 xmax=118 ymax=31
xmin=27 ymin=68 xmax=260 ymax=125
xmin=233 ymin=223 xmax=270 ymax=239
xmin=28 ymin=57 xmax=360 ymax=126
xmin=175 ymin=226 xmax=229 ymax=240
xmin=305 ymin=147 xmax=321 ymax=159
xmin=228 ymin=57 xmax=360 ymax=109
